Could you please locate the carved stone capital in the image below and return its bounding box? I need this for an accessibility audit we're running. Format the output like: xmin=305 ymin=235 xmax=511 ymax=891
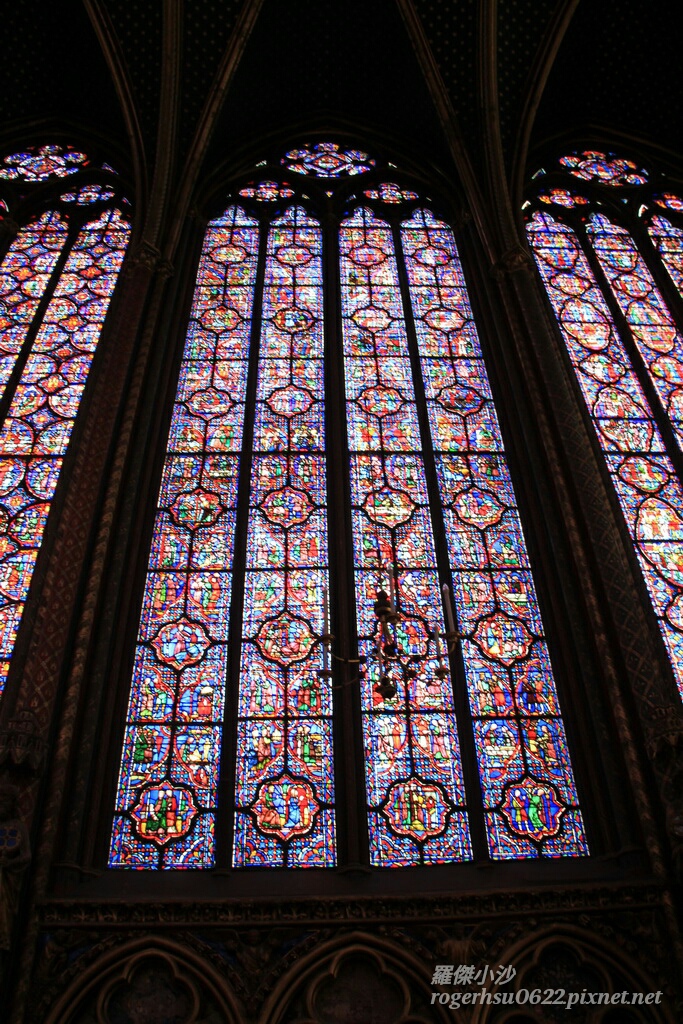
xmin=122 ymin=241 xmax=163 ymax=278
xmin=450 ymin=206 xmax=472 ymax=232
xmin=157 ymin=258 xmax=175 ymax=279
xmin=0 ymin=709 xmax=46 ymax=772
xmin=491 ymin=244 xmax=535 ymax=279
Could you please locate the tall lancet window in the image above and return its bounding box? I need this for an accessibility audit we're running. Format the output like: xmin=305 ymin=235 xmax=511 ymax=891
xmin=525 ymin=150 xmax=683 ymax=701
xmin=0 ymin=144 xmax=130 ymax=698
xmin=110 ymin=142 xmax=587 ymax=870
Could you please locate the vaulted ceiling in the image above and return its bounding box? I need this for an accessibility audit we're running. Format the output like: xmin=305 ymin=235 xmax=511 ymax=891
xmin=1 ymin=1 xmax=681 ymax=212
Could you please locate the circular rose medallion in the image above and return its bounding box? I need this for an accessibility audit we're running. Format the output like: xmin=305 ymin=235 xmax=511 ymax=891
xmin=170 ymin=488 xmax=224 ymax=529
xmin=312 ymin=152 xmax=344 ymax=174
xmin=152 ymin=618 xmax=210 ymax=671
xmin=0 ymin=145 xmax=87 ymax=182
xmin=253 ymin=775 xmax=319 ymax=839
xmin=500 ymin=778 xmax=565 ymax=839
xmin=262 ymin=485 xmax=314 ymax=528
xmin=256 ymin=612 xmax=315 ymax=665
xmin=266 ymin=384 xmax=314 ymax=418
xmin=559 ymin=151 xmax=648 ymax=186
xmin=381 ymin=778 xmax=450 ymax=839
xmin=276 ymin=244 xmax=313 ymax=266
xmin=131 ymin=781 xmax=197 ymax=846
xmin=473 ymin=612 xmax=533 ymax=666
xmin=283 ymin=142 xmax=374 ymax=178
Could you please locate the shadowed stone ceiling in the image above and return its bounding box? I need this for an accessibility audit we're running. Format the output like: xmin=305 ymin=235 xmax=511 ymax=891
xmin=0 ymin=1 xmax=125 ymax=159
xmin=208 ymin=0 xmax=452 ymax=178
xmin=534 ymin=0 xmax=683 ymax=172
xmin=0 ymin=1 xmax=681 ymax=198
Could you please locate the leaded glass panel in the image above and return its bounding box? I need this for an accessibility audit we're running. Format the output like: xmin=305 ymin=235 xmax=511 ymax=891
xmin=340 ymin=206 xmax=471 ymax=866
xmin=109 ymin=206 xmax=258 ymax=867
xmin=0 ymin=150 xmax=129 ymax=697
xmin=527 ymin=209 xmax=683 ymax=700
xmin=233 ymin=206 xmax=336 ymax=868
xmin=403 ymin=209 xmax=587 ymax=858
xmin=111 ymin=144 xmax=587 ymax=870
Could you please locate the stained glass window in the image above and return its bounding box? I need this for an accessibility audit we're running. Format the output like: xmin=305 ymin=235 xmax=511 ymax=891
xmin=363 ymin=183 xmax=419 ymax=204
xmin=340 ymin=206 xmax=471 ymax=866
xmin=233 ymin=206 xmax=335 ymax=868
xmin=526 ymin=150 xmax=683 ymax=700
xmin=0 ymin=145 xmax=129 ymax=697
xmin=239 ymin=181 xmax=295 ymax=202
xmin=110 ymin=206 xmax=258 ymax=868
xmin=402 ymin=208 xmax=586 ymax=858
xmin=282 ymin=142 xmax=374 ymax=178
xmin=0 ymin=144 xmax=90 ymax=182
xmin=558 ymin=150 xmax=648 ymax=186
xmin=111 ymin=143 xmax=587 ymax=869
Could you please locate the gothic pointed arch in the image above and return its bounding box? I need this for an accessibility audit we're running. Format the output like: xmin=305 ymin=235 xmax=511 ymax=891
xmin=42 ymin=936 xmax=243 ymax=1024
xmin=108 ymin=140 xmax=587 ymax=871
xmin=525 ymin=148 xmax=683 ymax=704
xmin=0 ymin=143 xmax=130 ymax=699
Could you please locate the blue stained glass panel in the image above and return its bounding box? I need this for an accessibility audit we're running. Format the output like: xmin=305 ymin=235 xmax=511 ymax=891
xmin=587 ymin=213 xmax=683 ymax=450
xmin=404 ymin=208 xmax=587 ymax=858
xmin=0 ymin=207 xmax=129 ymax=697
xmin=528 ymin=210 xmax=683 ymax=702
xmin=233 ymin=206 xmax=336 ymax=867
xmin=109 ymin=206 xmax=257 ymax=868
xmin=340 ymin=206 xmax=472 ymax=867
